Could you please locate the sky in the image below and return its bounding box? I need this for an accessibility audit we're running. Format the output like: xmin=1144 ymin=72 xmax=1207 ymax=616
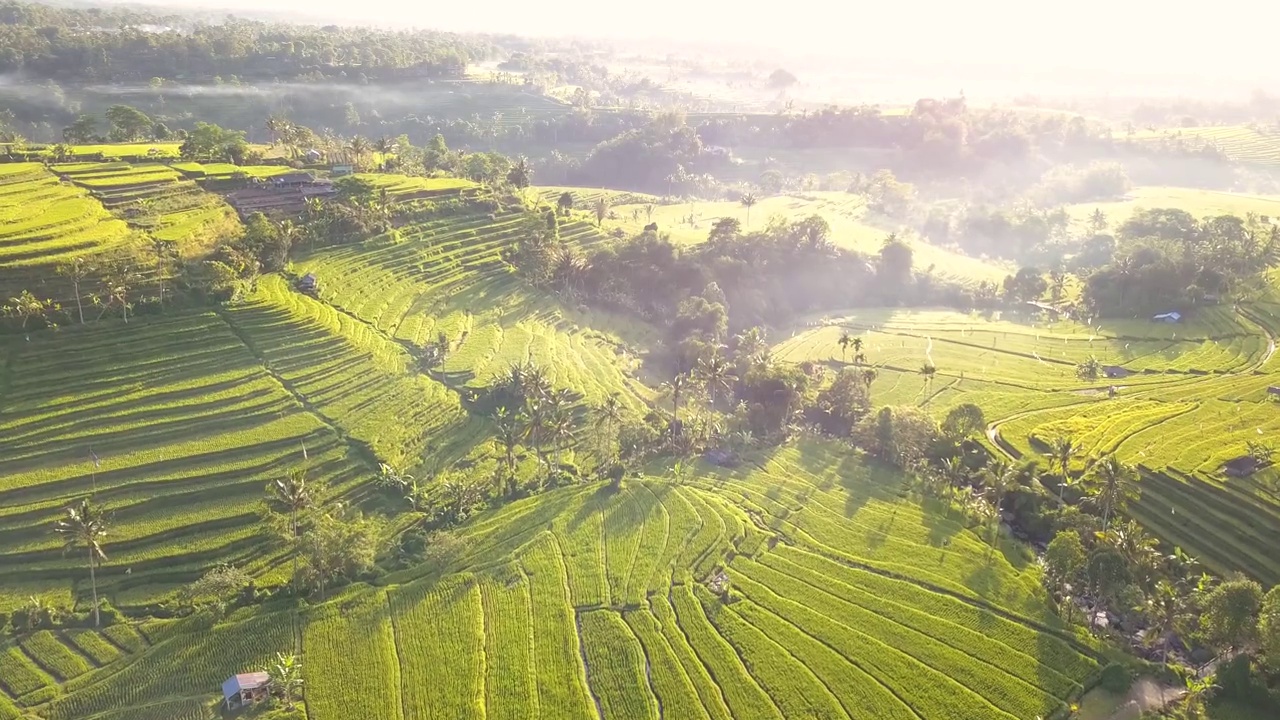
xmin=106 ymin=0 xmax=1280 ymax=91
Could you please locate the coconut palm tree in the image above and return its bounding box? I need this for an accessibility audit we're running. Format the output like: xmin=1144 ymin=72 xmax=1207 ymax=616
xmin=740 ymin=192 xmax=758 ymax=228
xmin=543 ymin=397 xmax=576 ymax=466
xmin=941 ymin=455 xmax=968 ymax=503
xmin=54 ymin=498 xmax=109 ymax=627
xmin=269 ymin=469 xmax=312 ymax=593
xmin=507 ymin=156 xmax=531 ymax=198
xmin=1085 ymin=453 xmax=1140 ymax=533
xmin=838 ymin=331 xmax=851 ymax=362
xmin=524 ymin=395 xmax=548 ymax=468
xmin=663 ymin=371 xmax=691 ymax=442
xmin=346 ymin=135 xmax=371 ymax=169
xmin=696 ymin=351 xmax=736 ymax=407
xmin=595 ymin=393 xmax=624 ymax=432
xmin=493 ymin=404 xmax=522 ymax=495
xmin=984 ymin=461 xmax=1017 ymax=546
xmin=373 ymin=136 xmax=394 ymax=170
xmin=733 ymin=327 xmax=769 ymax=370
xmin=920 ymin=361 xmax=937 ymax=388
xmin=1050 ymin=435 xmax=1077 ymax=486
xmin=861 ymin=367 xmax=878 ymax=402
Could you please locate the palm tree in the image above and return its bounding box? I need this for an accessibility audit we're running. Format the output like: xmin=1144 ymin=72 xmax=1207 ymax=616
xmin=265 ymin=115 xmax=289 ymax=147
xmin=733 ymin=327 xmax=769 ymax=370
xmin=524 ymin=395 xmax=548 ymax=468
xmin=373 ymin=136 xmax=394 ymax=171
xmin=268 ymin=652 xmax=304 ymax=710
xmin=269 ymin=469 xmax=312 ymax=593
xmin=984 ymin=461 xmax=1017 ymax=546
xmin=941 ymin=455 xmax=968 ymax=503
xmin=1085 ymin=453 xmax=1140 ymax=533
xmin=740 ymin=192 xmax=758 ymax=228
xmin=544 ymin=397 xmax=576 ymax=466
xmin=55 ymin=499 xmax=109 ymax=627
xmin=696 ymin=351 xmax=736 ymax=407
xmin=507 ymin=156 xmax=531 ymax=198
xmin=920 ymin=361 xmax=937 ymax=388
xmin=346 ymin=135 xmax=371 ymax=169
xmin=838 ymin=331 xmax=851 ymax=362
xmin=663 ymin=372 xmax=690 ymax=441
xmin=493 ymin=405 xmax=522 ymax=495
xmin=861 ymin=367 xmax=878 ymax=402
xmin=595 ymin=393 xmax=624 ymax=437
xmin=1050 ymin=435 xmax=1077 ymax=484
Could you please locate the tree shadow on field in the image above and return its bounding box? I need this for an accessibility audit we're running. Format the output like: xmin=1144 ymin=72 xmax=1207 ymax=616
xmin=919 ymin=496 xmax=963 ymax=550
xmin=965 ymin=556 xmax=1004 ymax=601
xmin=836 ymin=452 xmax=876 ymax=520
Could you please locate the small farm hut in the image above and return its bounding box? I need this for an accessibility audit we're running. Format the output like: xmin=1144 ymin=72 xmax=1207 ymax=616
xmin=298 ymin=273 xmax=318 ymax=293
xmin=1152 ymin=311 xmax=1182 ymax=323
xmin=1222 ymin=456 xmax=1260 ymax=478
xmin=222 ymin=672 xmax=272 ymax=710
xmin=1102 ymin=365 xmax=1131 ymax=379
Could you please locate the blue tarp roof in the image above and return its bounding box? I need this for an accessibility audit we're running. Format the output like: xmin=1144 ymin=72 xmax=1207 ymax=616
xmin=222 ymin=672 xmax=271 ymax=699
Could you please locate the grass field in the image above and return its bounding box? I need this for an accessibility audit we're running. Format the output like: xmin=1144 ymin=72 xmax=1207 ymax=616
xmin=773 ymin=305 xmax=1280 ymax=585
xmin=584 ymin=189 xmax=1011 ymax=286
xmin=20 ymin=442 xmax=1100 ymax=719
xmin=1065 ymin=185 xmax=1280 ymax=231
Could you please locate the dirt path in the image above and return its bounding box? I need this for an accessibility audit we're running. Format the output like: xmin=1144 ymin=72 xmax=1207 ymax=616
xmin=1078 ymin=677 xmax=1186 ymax=720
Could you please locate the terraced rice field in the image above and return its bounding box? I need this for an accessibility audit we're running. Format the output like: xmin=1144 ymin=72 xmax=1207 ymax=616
xmin=0 ymin=270 xmax=488 ymax=611
xmin=170 ymin=162 xmax=292 ymax=180
xmin=0 ymin=164 xmax=134 ymax=268
xmin=1130 ymin=125 xmax=1280 ymax=168
xmin=53 ymin=161 xmax=241 ymax=249
xmin=28 ymin=441 xmax=1099 ymax=720
xmin=293 ymin=206 xmax=656 ymax=412
xmin=774 ymin=306 xmax=1280 ymax=585
xmin=356 ymin=441 xmax=1099 ymax=720
xmin=0 ymin=311 xmax=369 ymax=611
xmin=356 ymin=173 xmax=478 ymax=200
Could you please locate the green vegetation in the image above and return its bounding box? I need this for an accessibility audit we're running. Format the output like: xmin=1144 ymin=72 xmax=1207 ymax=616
xmin=8 ymin=8 xmax=1280 ymax=715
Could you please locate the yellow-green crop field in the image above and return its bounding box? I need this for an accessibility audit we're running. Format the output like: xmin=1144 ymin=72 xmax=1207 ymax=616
xmin=11 ymin=442 xmax=1102 ymax=720
xmin=773 ymin=305 xmax=1280 ymax=585
xmin=1066 ymin=185 xmax=1280 ymax=231
xmin=0 ymin=164 xmax=134 ymax=268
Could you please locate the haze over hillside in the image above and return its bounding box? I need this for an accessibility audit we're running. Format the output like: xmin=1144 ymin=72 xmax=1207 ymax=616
xmin=94 ymin=0 xmax=1280 ymax=101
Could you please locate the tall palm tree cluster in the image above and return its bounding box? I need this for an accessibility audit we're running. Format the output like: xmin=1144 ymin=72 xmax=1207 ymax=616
xmin=489 ymin=361 xmax=579 ymax=495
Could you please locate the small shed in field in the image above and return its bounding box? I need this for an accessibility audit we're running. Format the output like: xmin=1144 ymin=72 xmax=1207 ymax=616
xmin=222 ymin=672 xmax=271 ymax=709
xmin=298 ymin=273 xmax=318 ymax=293
xmin=1152 ymin=311 xmax=1182 ymax=323
xmin=1102 ymin=365 xmax=1131 ymax=379
xmin=1267 ymin=386 xmax=1280 ymax=398
xmin=1222 ymin=456 xmax=1260 ymax=478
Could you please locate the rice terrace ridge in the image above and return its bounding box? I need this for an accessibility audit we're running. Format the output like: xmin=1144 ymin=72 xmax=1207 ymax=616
xmin=2 ymin=1 xmax=1280 ymax=719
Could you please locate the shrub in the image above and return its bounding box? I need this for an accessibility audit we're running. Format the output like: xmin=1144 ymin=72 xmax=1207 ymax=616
xmin=1099 ymin=663 xmax=1132 ymax=693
